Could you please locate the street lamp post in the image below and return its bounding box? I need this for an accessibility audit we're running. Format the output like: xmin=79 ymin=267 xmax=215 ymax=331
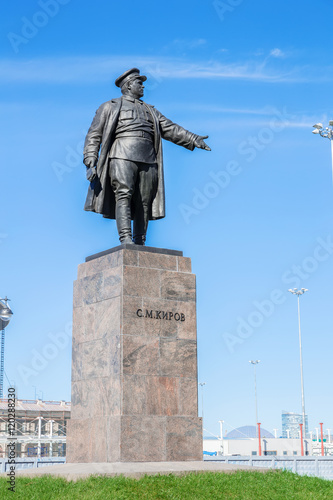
xmin=315 ymin=427 xmax=319 ymax=443
xmin=0 ymin=297 xmax=13 ymax=399
xmin=199 ymin=382 xmax=206 ymax=422
xmin=320 ymin=423 xmax=325 ymax=456
xmin=249 ymin=360 xmax=260 ymax=430
xmin=218 ymin=419 xmax=224 ymax=454
xmin=288 ymin=288 xmax=308 ymax=438
xmin=312 ymin=121 xmax=333 ymax=184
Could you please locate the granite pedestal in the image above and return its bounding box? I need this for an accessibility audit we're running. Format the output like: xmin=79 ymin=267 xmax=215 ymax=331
xmin=66 ymin=245 xmax=202 ymax=462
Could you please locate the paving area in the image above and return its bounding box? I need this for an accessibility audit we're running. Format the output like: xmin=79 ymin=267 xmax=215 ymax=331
xmin=12 ymin=461 xmax=269 ymax=481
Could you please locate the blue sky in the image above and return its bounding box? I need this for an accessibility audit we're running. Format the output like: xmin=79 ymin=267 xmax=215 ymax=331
xmin=1 ymin=0 xmax=333 ymax=439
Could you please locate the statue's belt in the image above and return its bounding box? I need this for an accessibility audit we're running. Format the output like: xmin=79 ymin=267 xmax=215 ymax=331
xmin=115 ymin=130 xmax=154 ymax=141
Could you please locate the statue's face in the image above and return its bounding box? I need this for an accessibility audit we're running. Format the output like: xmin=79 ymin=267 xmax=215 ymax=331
xmin=128 ymin=78 xmax=144 ymax=98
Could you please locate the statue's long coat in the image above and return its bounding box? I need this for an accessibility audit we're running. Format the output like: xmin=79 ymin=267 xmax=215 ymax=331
xmin=83 ymin=97 xmax=198 ymax=220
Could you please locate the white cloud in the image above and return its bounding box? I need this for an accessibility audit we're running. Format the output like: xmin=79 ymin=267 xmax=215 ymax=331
xmin=0 ymin=55 xmax=330 ymax=85
xmin=166 ymin=38 xmax=207 ymax=51
xmin=167 ymin=103 xmax=326 ymax=130
xmin=270 ymin=48 xmax=285 ymax=58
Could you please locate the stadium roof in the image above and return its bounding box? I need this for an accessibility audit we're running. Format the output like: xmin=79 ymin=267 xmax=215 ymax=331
xmin=225 ymin=425 xmax=274 ymax=439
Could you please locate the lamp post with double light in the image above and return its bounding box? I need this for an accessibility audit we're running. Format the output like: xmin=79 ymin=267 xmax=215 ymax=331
xmin=249 ymin=360 xmax=260 ymax=431
xmin=0 ymin=297 xmax=13 ymax=399
xmin=288 ymin=288 xmax=308 ymax=437
xmin=199 ymin=382 xmax=206 ymax=422
xmin=218 ymin=419 xmax=224 ymax=454
xmin=312 ymin=121 xmax=333 ymax=184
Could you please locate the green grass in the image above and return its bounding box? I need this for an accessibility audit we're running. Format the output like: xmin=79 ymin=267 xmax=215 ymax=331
xmin=1 ymin=470 xmax=333 ymax=499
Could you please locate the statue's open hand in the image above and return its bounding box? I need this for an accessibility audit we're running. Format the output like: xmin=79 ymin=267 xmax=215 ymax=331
xmin=194 ymin=135 xmax=211 ymax=151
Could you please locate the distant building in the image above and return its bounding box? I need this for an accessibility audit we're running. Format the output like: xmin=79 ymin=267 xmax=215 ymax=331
xmin=0 ymin=399 xmax=70 ymax=458
xmin=204 ymin=425 xmax=319 ymax=457
xmin=282 ymin=411 xmax=308 ymax=438
xmin=203 ymin=435 xmax=329 ymax=456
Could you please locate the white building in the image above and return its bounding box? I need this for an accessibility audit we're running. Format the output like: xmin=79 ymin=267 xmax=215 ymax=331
xmin=0 ymin=399 xmax=70 ymax=458
xmin=203 ymin=425 xmax=333 ymax=457
xmin=204 ymin=436 xmax=311 ymax=456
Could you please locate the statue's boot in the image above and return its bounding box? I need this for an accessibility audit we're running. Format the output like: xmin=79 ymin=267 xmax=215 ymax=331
xmin=133 ymin=203 xmax=149 ymax=245
xmin=116 ymin=199 xmax=133 ymax=244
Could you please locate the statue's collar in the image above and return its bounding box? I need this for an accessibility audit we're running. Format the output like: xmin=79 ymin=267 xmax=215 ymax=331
xmin=122 ymin=95 xmax=142 ymax=103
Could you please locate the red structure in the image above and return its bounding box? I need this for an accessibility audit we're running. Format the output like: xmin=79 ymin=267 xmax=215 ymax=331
xmin=320 ymin=423 xmax=324 ymax=456
xmin=299 ymin=423 xmax=304 ymax=456
xmin=258 ymin=422 xmax=262 ymax=456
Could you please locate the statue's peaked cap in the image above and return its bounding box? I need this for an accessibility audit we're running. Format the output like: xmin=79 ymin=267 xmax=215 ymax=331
xmin=115 ymin=68 xmax=147 ymax=88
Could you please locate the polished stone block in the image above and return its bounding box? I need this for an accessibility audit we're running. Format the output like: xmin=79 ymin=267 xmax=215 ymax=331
xmin=66 ymin=246 xmax=202 ymax=463
xmin=166 ymin=416 xmax=203 ymax=461
xmin=122 ymin=336 xmax=160 ymax=375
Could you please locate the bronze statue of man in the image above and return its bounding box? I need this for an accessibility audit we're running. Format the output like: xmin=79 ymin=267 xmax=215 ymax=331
xmin=83 ymin=68 xmax=210 ymax=245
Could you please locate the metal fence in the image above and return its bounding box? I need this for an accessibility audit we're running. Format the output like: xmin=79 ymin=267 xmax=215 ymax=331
xmin=0 ymin=457 xmax=65 ymax=473
xmin=204 ymin=455 xmax=333 ymax=480
xmin=3 ymin=456 xmax=333 ymax=480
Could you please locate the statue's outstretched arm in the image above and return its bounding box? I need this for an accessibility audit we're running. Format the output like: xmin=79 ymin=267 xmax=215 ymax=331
xmin=193 ymin=135 xmax=211 ymax=151
xmin=155 ymin=109 xmax=211 ymax=151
